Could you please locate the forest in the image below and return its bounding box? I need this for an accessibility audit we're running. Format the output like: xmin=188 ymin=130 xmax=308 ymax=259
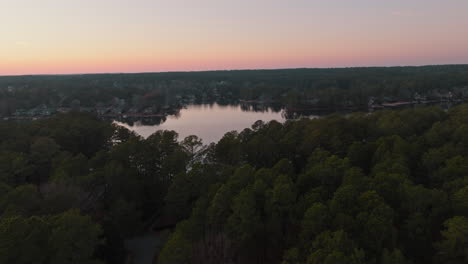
xmin=0 ymin=104 xmax=466 ymax=264
xmin=1 ymin=65 xmax=468 ymax=117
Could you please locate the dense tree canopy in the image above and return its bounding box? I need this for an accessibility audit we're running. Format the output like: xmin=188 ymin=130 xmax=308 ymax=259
xmin=157 ymin=104 xmax=468 ymax=264
xmin=1 ymin=66 xmax=468 ymax=117
xmin=0 ymin=104 xmax=467 ymax=264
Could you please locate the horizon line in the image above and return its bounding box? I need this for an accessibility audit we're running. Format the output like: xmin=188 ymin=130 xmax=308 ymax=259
xmin=1 ymin=63 xmax=467 ymax=78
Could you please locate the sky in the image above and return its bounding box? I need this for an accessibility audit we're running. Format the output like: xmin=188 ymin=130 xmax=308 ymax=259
xmin=1 ymin=0 xmax=468 ymax=75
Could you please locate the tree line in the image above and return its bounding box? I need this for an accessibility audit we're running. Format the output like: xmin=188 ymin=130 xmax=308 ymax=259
xmin=1 ymin=65 xmax=468 ymax=116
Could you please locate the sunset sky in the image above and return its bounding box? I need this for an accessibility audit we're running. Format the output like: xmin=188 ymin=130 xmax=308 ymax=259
xmin=1 ymin=0 xmax=468 ymax=75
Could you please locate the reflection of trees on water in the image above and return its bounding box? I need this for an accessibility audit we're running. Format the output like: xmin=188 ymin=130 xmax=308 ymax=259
xmin=239 ymin=103 xmax=282 ymax=113
xmin=282 ymin=109 xmax=324 ymax=120
xmin=113 ymin=102 xmax=335 ymax=127
xmin=281 ymin=109 xmax=315 ymax=120
xmin=116 ymin=108 xmax=183 ymax=126
xmin=281 ymin=107 xmax=349 ymax=120
xmin=113 ymin=116 xmax=167 ymax=126
xmin=170 ymin=108 xmax=181 ymax=119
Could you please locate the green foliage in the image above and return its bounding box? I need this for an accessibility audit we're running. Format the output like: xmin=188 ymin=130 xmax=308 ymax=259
xmin=41 ymin=113 xmax=114 ymax=157
xmin=434 ymin=216 xmax=468 ymax=264
xmin=157 ymin=105 xmax=468 ymax=264
xmin=306 ymin=230 xmax=364 ymax=264
xmin=0 ymin=210 xmax=103 ymax=264
xmin=0 ymin=104 xmax=467 ymax=264
xmin=0 ymin=184 xmax=41 ymax=217
xmin=215 ymin=131 xmax=243 ymax=165
xmin=301 ymin=203 xmax=330 ymax=243
xmin=381 ymin=248 xmax=409 ymax=264
xmin=157 ymin=226 xmax=192 ymax=264
xmin=48 ymin=210 xmax=104 ymax=264
xmin=453 ymin=186 xmax=468 ymax=215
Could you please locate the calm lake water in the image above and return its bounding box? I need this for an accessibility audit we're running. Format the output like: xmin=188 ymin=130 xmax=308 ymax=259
xmin=115 ymin=104 xmax=308 ymax=144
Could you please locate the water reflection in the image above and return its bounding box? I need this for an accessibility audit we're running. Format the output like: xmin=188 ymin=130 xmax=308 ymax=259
xmin=115 ymin=103 xmax=318 ymax=143
xmin=114 ymin=101 xmax=464 ymax=143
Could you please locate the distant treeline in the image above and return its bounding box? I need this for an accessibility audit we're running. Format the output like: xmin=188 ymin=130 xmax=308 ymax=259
xmin=1 ymin=65 xmax=468 ymax=116
xmin=0 ymin=104 xmax=467 ymax=264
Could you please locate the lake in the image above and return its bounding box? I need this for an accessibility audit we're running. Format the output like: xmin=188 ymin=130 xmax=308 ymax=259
xmin=115 ymin=103 xmax=314 ymax=144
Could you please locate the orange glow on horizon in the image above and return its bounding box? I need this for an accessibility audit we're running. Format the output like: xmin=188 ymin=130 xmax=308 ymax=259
xmin=1 ymin=0 xmax=468 ymax=75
